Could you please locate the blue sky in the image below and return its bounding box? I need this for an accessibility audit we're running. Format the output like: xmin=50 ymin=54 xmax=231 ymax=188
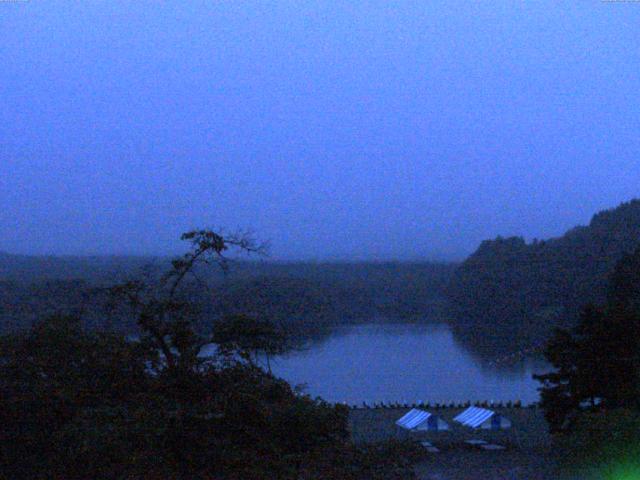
xmin=1 ymin=1 xmax=639 ymax=259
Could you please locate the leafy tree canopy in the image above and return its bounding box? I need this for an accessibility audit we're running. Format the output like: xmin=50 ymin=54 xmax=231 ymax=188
xmin=0 ymin=230 xmax=422 ymax=480
xmin=534 ymin=246 xmax=640 ymax=432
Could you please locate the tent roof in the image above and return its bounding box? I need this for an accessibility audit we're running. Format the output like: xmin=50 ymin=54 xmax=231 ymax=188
xmin=395 ymin=409 xmax=432 ymax=429
xmin=453 ymin=407 xmax=495 ymax=428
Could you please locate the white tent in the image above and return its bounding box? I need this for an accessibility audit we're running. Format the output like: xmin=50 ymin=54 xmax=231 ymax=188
xmin=453 ymin=406 xmax=511 ymax=430
xmin=396 ymin=409 xmax=450 ymax=431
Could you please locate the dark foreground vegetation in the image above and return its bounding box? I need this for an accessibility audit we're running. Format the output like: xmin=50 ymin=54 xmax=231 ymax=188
xmin=0 ymin=231 xmax=425 ymax=479
xmin=0 ymin=315 xmax=426 ymax=479
xmin=532 ymin=245 xmax=640 ymax=478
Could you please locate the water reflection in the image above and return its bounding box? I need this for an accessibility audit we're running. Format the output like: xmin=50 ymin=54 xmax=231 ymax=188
xmin=270 ymin=323 xmax=546 ymax=405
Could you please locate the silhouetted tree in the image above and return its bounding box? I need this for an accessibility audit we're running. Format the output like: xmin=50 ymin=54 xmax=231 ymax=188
xmin=212 ymin=314 xmax=287 ymax=372
xmin=0 ymin=230 xmax=422 ymax=480
xmin=105 ymin=229 xmax=268 ymax=373
xmin=535 ymin=246 xmax=640 ymax=432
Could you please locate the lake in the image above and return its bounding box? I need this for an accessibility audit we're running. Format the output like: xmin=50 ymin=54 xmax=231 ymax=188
xmin=268 ymin=323 xmax=546 ymax=405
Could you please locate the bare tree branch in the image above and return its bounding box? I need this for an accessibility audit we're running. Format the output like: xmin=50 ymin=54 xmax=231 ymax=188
xmin=101 ymin=228 xmax=267 ymax=372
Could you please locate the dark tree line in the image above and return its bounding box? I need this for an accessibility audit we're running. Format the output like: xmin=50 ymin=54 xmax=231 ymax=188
xmin=0 ymin=256 xmax=455 ymax=340
xmin=447 ymin=199 xmax=640 ymax=358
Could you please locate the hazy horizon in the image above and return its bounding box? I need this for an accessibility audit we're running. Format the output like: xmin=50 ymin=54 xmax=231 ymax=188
xmin=2 ymin=1 xmax=639 ymax=260
xmin=2 ymin=197 xmax=637 ymax=263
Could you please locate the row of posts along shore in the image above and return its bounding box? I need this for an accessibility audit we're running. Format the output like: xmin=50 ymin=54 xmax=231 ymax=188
xmin=338 ymin=399 xmax=537 ymax=410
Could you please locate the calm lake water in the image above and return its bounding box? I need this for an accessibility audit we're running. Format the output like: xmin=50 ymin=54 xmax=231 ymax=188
xmin=268 ymin=323 xmax=546 ymax=405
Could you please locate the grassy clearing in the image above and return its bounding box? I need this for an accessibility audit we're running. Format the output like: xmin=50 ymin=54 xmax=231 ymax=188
xmin=349 ymin=406 xmax=551 ymax=449
xmin=349 ymin=407 xmax=560 ymax=480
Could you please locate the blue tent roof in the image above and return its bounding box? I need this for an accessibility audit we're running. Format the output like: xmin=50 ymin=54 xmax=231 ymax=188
xmin=396 ymin=408 xmax=449 ymax=431
xmin=453 ymin=407 xmax=495 ymax=428
xmin=396 ymin=409 xmax=431 ymax=429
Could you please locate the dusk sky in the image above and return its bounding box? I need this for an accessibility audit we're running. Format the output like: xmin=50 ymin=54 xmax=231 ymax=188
xmin=1 ymin=1 xmax=639 ymax=260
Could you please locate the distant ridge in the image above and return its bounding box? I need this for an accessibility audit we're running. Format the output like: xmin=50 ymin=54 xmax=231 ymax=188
xmin=446 ymin=199 xmax=640 ymax=357
xmin=0 ymin=253 xmax=163 ymax=283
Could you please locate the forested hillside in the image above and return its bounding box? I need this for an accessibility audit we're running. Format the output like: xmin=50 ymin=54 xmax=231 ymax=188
xmin=0 ymin=253 xmax=158 ymax=282
xmin=6 ymin=200 xmax=640 ymax=360
xmin=447 ymin=199 xmax=640 ymax=357
xmin=0 ymin=258 xmax=455 ymax=337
